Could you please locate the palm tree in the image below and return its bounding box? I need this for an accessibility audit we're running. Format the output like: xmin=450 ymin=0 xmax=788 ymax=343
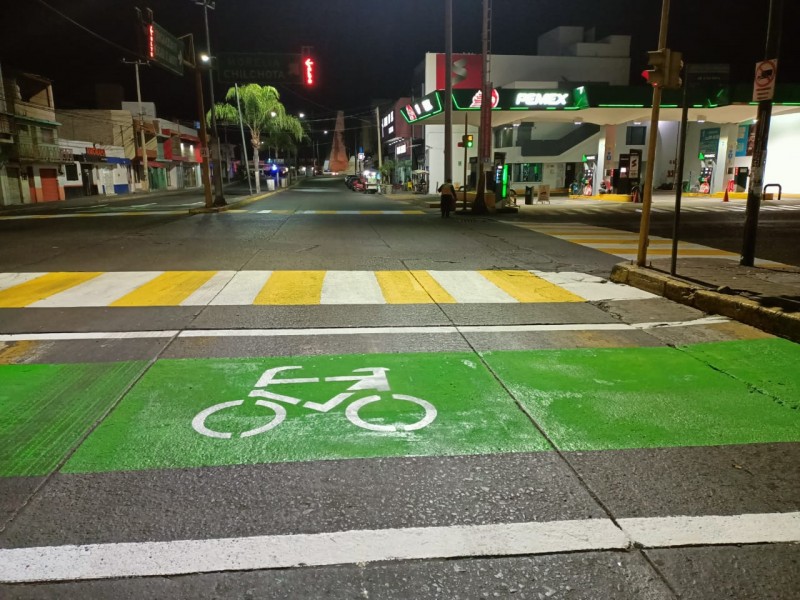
xmin=210 ymin=84 xmax=304 ymax=194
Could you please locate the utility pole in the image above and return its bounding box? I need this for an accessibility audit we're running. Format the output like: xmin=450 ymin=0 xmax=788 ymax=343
xmin=473 ymin=0 xmax=492 ymax=213
xmin=741 ymin=0 xmax=785 ymax=266
xmin=196 ymin=0 xmax=226 ymax=206
xmin=636 ymin=0 xmax=671 ymax=266
xmin=375 ymin=106 xmax=382 ymax=171
xmin=122 ymin=59 xmax=150 ymax=192
xmin=444 ymin=0 xmax=453 ymax=184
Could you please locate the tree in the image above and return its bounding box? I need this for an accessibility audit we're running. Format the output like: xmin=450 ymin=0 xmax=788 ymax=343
xmin=210 ymin=84 xmax=304 ymax=194
xmin=379 ymin=159 xmax=395 ymax=186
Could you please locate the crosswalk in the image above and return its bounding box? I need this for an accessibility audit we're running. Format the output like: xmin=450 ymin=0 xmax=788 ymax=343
xmin=0 ymin=269 xmax=656 ymax=308
xmin=517 ymin=201 xmax=800 ymax=216
xmin=508 ymin=222 xmax=736 ymax=261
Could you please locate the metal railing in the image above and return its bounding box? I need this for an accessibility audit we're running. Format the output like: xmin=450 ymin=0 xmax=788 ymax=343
xmin=13 ymin=141 xmax=61 ymax=162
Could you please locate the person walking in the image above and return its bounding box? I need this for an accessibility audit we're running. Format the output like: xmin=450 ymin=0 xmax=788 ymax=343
xmin=437 ymin=178 xmax=456 ymax=218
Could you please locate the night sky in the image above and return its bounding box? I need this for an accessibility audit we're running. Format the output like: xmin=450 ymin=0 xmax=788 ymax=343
xmin=1 ymin=0 xmax=798 ymax=129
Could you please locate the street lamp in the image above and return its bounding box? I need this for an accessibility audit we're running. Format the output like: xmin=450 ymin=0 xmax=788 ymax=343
xmin=194 ymin=0 xmax=225 ymax=206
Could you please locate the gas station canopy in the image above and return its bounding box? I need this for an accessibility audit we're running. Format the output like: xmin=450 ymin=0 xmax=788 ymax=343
xmin=401 ymin=84 xmax=800 ymax=127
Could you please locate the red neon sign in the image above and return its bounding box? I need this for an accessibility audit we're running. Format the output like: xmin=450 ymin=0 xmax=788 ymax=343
xmin=304 ymin=57 xmax=314 ymax=86
xmin=148 ymin=24 xmax=155 ymax=59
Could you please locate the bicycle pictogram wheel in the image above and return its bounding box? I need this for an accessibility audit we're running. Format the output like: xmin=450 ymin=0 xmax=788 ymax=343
xmin=345 ymin=394 xmax=437 ymax=432
xmin=192 ymin=399 xmax=287 ymax=439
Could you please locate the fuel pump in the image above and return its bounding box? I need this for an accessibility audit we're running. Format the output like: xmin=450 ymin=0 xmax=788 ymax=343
xmin=698 ymin=152 xmax=716 ymax=194
xmin=491 ymin=152 xmax=507 ymax=198
xmin=581 ymin=154 xmax=597 ymax=195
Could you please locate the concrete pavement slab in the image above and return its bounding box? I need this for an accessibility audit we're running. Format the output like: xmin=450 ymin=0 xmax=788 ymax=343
xmin=645 ymin=544 xmax=800 ymax=600
xmin=568 ymin=443 xmax=800 ymax=518
xmin=1 ymin=453 xmax=604 ymax=547
xmin=0 ymin=307 xmax=202 ymax=334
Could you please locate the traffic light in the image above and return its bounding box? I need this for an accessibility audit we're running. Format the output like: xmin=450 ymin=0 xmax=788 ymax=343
xmin=462 ymin=134 xmax=474 ymax=148
xmin=645 ymin=49 xmax=668 ymax=88
xmin=667 ymin=50 xmax=683 ymax=89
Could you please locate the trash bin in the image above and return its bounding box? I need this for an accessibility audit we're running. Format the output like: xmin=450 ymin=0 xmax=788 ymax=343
xmin=266 ymin=179 xmax=276 ymax=191
xmin=525 ymin=186 xmax=533 ymax=205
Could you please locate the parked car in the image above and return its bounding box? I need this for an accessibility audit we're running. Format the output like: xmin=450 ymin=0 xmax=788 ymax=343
xmin=344 ymin=175 xmax=360 ymax=189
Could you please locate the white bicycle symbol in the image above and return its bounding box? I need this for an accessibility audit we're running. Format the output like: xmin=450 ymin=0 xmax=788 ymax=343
xmin=192 ymin=366 xmax=437 ymax=439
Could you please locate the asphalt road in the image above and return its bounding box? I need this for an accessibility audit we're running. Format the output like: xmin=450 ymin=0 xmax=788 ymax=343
xmin=1 ymin=177 xmax=798 ymax=598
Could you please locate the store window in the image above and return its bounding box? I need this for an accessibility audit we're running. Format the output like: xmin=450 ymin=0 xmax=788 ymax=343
xmin=65 ymin=164 xmax=79 ymax=181
xmin=513 ymin=163 xmax=542 ymax=182
xmin=626 ymin=126 xmax=647 ymax=146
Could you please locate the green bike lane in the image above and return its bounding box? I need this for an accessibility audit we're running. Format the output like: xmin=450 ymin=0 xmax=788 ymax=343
xmin=2 ymin=332 xmax=800 ymax=596
xmin=3 ymin=338 xmax=799 ymax=479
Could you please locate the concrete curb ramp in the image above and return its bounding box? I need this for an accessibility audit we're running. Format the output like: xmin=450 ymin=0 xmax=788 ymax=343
xmin=611 ymin=263 xmax=800 ymax=343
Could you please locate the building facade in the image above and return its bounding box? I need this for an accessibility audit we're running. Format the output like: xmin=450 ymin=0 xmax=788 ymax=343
xmin=0 ymin=68 xmax=65 ymax=205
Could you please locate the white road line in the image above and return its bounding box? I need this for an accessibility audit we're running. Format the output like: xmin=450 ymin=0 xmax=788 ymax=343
xmin=0 ymin=272 xmax=45 ymax=292
xmin=3 ymin=512 xmax=798 ymax=583
xmin=430 ymin=270 xmax=517 ymax=303
xmin=0 ymin=331 xmax=179 ymax=341
xmin=180 ymin=271 xmax=237 ymax=306
xmin=0 ymin=317 xmax=730 ymax=342
xmin=29 ymin=271 xmax=162 ymax=308
xmin=321 ymin=271 xmax=385 ymax=304
xmin=0 ymin=519 xmax=629 ymax=583
xmin=208 ymin=271 xmax=272 ymax=305
xmin=618 ymin=512 xmax=800 ymax=548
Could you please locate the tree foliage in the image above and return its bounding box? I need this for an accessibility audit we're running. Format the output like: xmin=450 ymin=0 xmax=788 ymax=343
xmin=209 ymin=84 xmax=305 ymax=193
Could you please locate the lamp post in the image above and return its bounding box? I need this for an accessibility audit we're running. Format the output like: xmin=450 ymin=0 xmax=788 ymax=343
xmin=195 ymin=0 xmax=226 ymax=206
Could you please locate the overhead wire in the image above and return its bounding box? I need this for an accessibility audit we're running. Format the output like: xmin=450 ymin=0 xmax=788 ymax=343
xmin=35 ymin=0 xmax=140 ymax=59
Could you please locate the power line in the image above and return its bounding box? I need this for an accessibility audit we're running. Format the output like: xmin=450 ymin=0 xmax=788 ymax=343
xmin=36 ymin=0 xmax=139 ymax=59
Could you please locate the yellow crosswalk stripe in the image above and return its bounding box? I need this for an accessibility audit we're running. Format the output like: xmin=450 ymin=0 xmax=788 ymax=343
xmin=0 ymin=272 xmax=102 ymax=308
xmin=110 ymin=271 xmax=216 ymax=307
xmin=254 ymin=271 xmax=325 ymax=305
xmin=375 ymin=270 xmax=456 ymax=304
xmin=479 ymin=270 xmax=584 ymax=303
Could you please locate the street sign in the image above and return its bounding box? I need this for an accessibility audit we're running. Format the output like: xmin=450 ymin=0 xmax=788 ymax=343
xmin=136 ymin=9 xmax=184 ymax=76
xmin=753 ymin=59 xmax=778 ymax=102
xmin=217 ymin=53 xmax=303 ymax=85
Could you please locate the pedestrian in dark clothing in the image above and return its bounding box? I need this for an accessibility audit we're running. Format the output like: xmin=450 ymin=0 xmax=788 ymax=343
xmin=438 ymin=179 xmax=456 ymax=218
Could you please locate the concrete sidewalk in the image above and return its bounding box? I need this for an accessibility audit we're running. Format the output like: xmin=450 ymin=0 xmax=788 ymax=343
xmin=611 ymin=258 xmax=800 ymax=343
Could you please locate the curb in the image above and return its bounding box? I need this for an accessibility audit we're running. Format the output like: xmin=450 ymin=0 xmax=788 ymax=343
xmin=610 ymin=263 xmax=800 ymax=343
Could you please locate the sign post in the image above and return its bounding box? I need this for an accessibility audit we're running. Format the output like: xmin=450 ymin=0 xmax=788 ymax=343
xmin=742 ymin=0 xmax=784 ymax=266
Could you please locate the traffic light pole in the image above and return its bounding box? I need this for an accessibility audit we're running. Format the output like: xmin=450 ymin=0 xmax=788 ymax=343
xmin=741 ymin=0 xmax=784 ymax=266
xmin=636 ymin=0 xmax=670 ymax=267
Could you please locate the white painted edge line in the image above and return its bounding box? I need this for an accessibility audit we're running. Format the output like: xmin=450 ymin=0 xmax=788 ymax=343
xmin=0 ymin=519 xmax=627 ymax=583
xmin=2 ymin=512 xmax=798 ymax=583
xmin=619 ymin=511 xmax=800 ymax=548
xmin=0 ymin=331 xmax=179 ymax=341
xmin=0 ymin=317 xmax=730 ymax=342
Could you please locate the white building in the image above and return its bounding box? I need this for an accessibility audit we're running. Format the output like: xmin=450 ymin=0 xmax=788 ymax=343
xmin=416 ymin=26 xmax=631 ymax=192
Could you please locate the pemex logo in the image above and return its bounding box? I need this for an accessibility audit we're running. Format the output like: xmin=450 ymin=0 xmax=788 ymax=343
xmin=469 ymin=88 xmax=500 ymax=109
